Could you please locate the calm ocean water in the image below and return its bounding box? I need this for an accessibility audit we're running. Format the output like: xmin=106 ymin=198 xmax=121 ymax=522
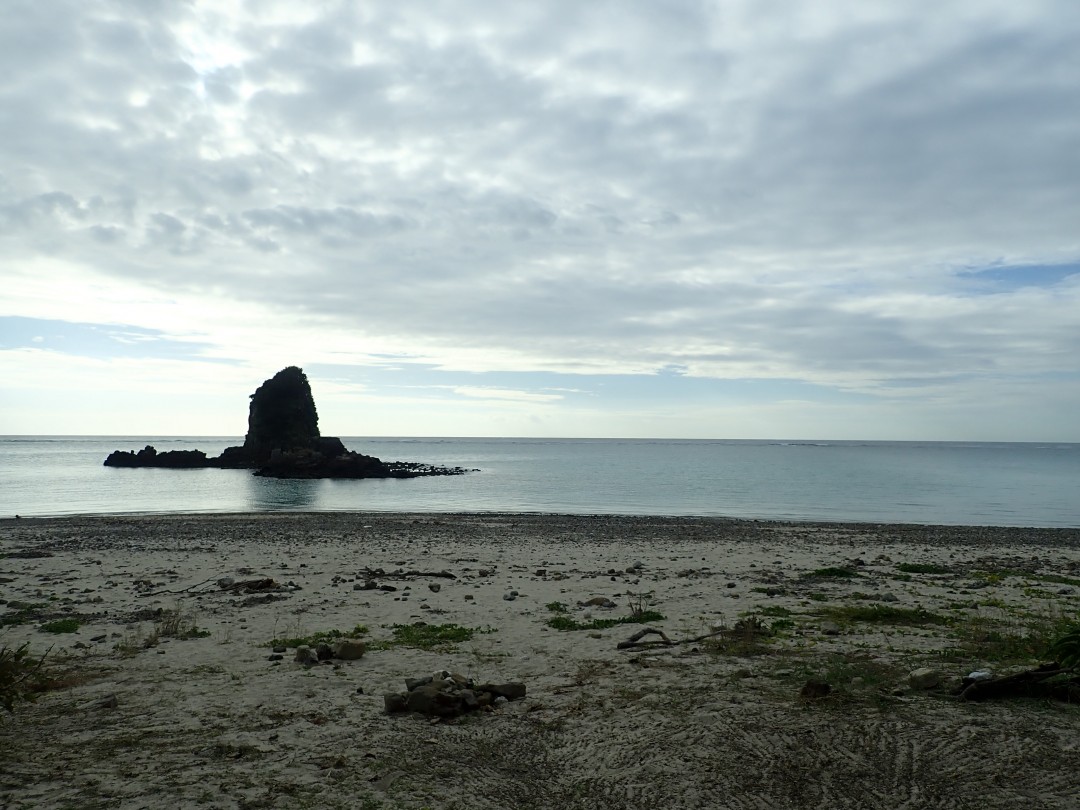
xmin=1 ymin=436 xmax=1078 ymax=527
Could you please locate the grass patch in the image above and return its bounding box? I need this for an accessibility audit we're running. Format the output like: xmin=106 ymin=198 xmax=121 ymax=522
xmin=802 ymin=567 xmax=860 ymax=580
xmin=1035 ymin=573 xmax=1080 ymax=588
xmin=756 ymin=605 xmax=793 ymax=617
xmin=822 ymin=604 xmax=950 ymax=626
xmin=39 ymin=618 xmax=80 ymax=634
xmin=545 ymin=601 xmax=569 ymax=614
xmin=940 ymin=610 xmax=1079 ymax=666
xmin=704 ymin=616 xmax=776 ymax=656
xmin=381 ymin=622 xmax=493 ymax=650
xmin=268 ymin=624 xmax=369 ymax=649
xmin=896 ymin=562 xmax=952 ymax=575
xmin=546 ymin=610 xmax=665 ymax=632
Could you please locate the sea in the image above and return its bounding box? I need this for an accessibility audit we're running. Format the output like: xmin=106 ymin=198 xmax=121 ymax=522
xmin=2 ymin=436 xmax=1079 ymax=527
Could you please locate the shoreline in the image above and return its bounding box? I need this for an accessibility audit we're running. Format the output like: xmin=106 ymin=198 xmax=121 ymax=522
xmin=2 ymin=513 xmax=1079 ymax=808
xmin=5 ymin=509 xmax=1080 ymax=534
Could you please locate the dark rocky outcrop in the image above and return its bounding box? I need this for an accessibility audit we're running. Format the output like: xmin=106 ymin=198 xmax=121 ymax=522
xmin=241 ymin=366 xmax=321 ymax=465
xmin=383 ymin=671 xmax=527 ymax=718
xmin=103 ymin=446 xmax=208 ymax=468
xmin=104 ymin=366 xmax=474 ymax=480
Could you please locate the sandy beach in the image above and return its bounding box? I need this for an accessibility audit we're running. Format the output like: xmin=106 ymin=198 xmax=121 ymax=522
xmin=2 ymin=513 xmax=1079 ymax=809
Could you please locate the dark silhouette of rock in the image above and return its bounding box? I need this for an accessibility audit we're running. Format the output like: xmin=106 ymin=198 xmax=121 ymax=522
xmin=104 ymin=446 xmax=208 ymax=468
xmin=241 ymin=366 xmax=321 ymax=464
xmin=104 ymin=367 xmax=474 ymax=480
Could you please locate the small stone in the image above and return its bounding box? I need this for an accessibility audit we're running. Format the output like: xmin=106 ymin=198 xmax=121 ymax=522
xmin=726 ymin=582 xmax=737 ymax=589
xmin=356 ymin=686 xmax=364 ymax=694
xmin=535 ymin=569 xmax=547 ymax=577
xmin=272 ymin=646 xmax=287 ymax=654
xmin=406 ymin=676 xmax=433 ymax=691
xmin=268 ymin=654 xmax=284 ymax=661
xmin=379 ymin=584 xmax=397 ymax=592
xmin=908 ymin=668 xmax=942 ymax=690
xmin=464 ymin=594 xmax=474 ymax=601
xmin=428 ymin=583 xmax=441 ymax=593
xmin=820 ymin=621 xmax=841 ymax=636
xmin=315 ymin=643 xmax=334 ymax=661
xmin=879 ymin=593 xmax=900 ymax=603
xmin=483 ymin=682 xmax=527 ymax=701
xmin=588 ymin=632 xmax=603 ymax=639
xmin=580 ymin=597 xmax=616 ymax=608
xmin=503 ymin=592 xmax=516 ymax=601
xmin=217 ymin=577 xmax=235 ymax=588
xmin=384 ymin=693 xmax=407 ymax=713
xmin=294 ymin=646 xmax=319 ymax=666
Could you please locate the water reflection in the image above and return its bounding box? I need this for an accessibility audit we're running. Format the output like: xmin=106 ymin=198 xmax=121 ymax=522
xmin=246 ymin=476 xmax=322 ymax=511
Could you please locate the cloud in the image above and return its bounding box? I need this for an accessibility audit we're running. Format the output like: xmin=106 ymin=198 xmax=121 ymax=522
xmin=1 ymin=0 xmax=1078 ymax=438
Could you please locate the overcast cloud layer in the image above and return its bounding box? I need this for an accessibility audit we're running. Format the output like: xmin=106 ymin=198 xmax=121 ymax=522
xmin=2 ymin=0 xmax=1079 ymax=439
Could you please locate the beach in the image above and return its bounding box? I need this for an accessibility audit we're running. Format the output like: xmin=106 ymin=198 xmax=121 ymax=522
xmin=2 ymin=513 xmax=1079 ymax=809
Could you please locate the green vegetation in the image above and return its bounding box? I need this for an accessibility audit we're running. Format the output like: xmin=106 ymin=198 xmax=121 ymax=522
xmin=1 ymin=644 xmax=46 ymax=713
xmin=756 ymin=605 xmax=793 ymax=617
xmin=821 ymin=604 xmax=950 ymax=626
xmin=268 ymin=624 xmax=369 ymax=648
xmin=704 ymin=616 xmax=777 ymax=656
xmin=1049 ymin=624 xmax=1080 ymax=668
xmin=0 ymin=602 xmax=44 ymax=627
xmin=896 ymin=562 xmax=952 ymax=575
xmin=39 ymin=618 xmax=80 ymax=634
xmin=546 ymin=610 xmax=665 ymax=632
xmin=545 ymin=601 xmax=569 ymax=614
xmin=380 ymin=622 xmax=493 ymax=650
xmin=802 ymin=567 xmax=860 ymax=580
xmin=973 ymin=569 xmax=1080 ymax=588
xmin=941 ymin=611 xmax=1078 ymax=666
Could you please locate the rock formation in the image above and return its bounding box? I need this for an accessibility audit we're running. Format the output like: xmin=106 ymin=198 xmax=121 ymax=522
xmin=104 ymin=367 xmax=473 ymax=480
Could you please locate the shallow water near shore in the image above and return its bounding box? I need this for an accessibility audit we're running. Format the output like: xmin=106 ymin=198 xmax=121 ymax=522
xmin=3 ymin=436 xmax=1078 ymax=526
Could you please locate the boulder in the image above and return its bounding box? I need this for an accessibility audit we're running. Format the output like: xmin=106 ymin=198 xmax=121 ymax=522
xmin=909 ymin=668 xmax=942 ymax=690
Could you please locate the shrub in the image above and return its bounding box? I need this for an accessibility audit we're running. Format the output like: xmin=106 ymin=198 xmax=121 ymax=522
xmin=1048 ymin=624 xmax=1080 ymax=669
xmin=1 ymin=644 xmax=46 ymax=713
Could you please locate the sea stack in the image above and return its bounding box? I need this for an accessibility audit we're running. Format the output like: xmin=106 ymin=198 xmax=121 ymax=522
xmin=243 ymin=366 xmax=321 ymax=463
xmin=105 ymin=366 xmax=473 ymax=480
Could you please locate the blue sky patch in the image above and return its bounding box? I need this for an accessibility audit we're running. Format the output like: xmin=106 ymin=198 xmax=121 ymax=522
xmin=0 ymin=316 xmax=218 ymax=361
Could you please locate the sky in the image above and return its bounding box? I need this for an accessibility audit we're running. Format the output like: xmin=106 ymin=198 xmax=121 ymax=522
xmin=2 ymin=1 xmax=1079 ymax=441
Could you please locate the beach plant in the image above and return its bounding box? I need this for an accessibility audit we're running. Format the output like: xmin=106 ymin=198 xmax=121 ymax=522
xmin=546 ymin=610 xmax=664 ymax=632
xmin=39 ymin=618 xmax=80 ymax=634
xmin=802 ymin=567 xmax=861 ymax=580
xmin=268 ymin=623 xmax=369 ymax=648
xmin=896 ymin=562 xmax=952 ymax=575
xmin=0 ymin=643 xmax=47 ymax=713
xmin=153 ymin=605 xmax=211 ymax=642
xmin=822 ymin=604 xmax=950 ymax=627
xmin=545 ymin=601 xmax=569 ymax=614
xmin=374 ymin=622 xmax=494 ymax=651
xmin=1048 ymin=624 xmax=1080 ymax=669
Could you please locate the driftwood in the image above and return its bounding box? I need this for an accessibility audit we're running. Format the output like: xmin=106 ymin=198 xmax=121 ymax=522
xmin=957 ymin=662 xmax=1080 ymax=702
xmin=617 ymin=626 xmax=729 ymax=650
xmin=142 ymin=576 xmax=220 ymax=597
